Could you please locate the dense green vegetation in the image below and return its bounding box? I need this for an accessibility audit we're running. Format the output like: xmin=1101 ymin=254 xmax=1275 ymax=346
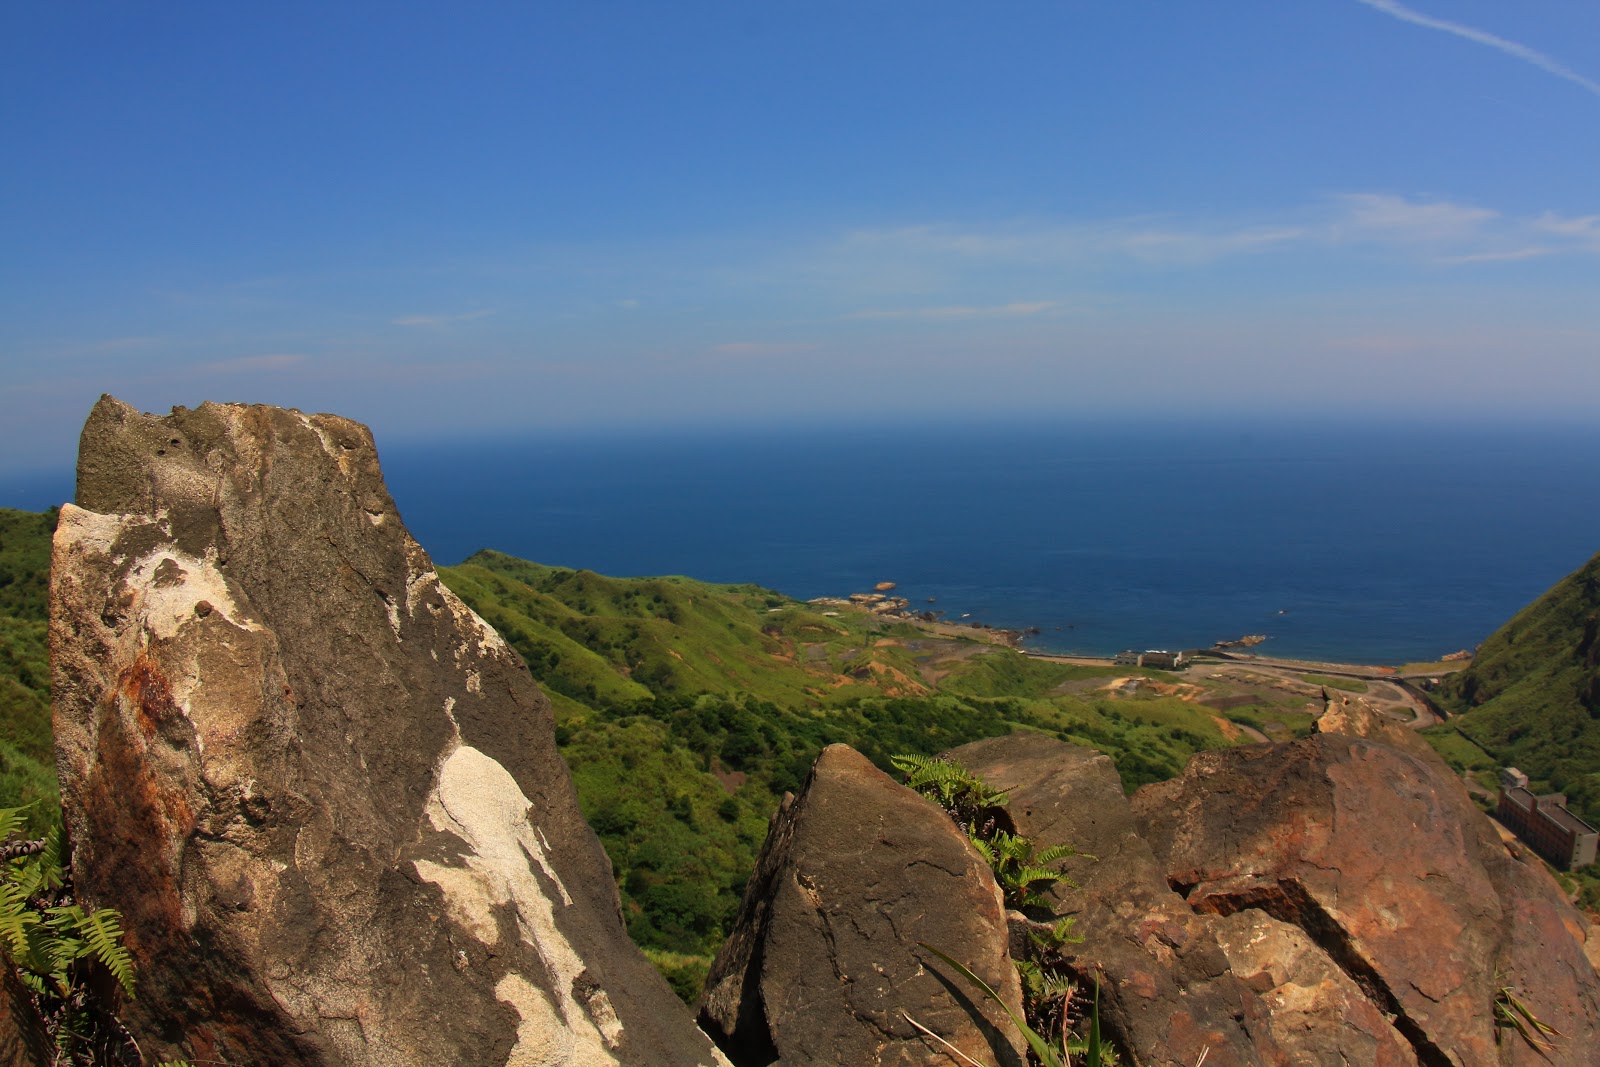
xmin=1425 ymin=548 xmax=1600 ymax=829
xmin=437 ymin=551 xmax=1261 ymax=994
xmin=0 ymin=509 xmax=57 ymax=835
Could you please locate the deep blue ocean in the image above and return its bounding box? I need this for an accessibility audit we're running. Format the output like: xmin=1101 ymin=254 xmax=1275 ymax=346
xmin=373 ymin=418 xmax=1600 ymax=666
xmin=9 ymin=418 xmax=1598 ymax=665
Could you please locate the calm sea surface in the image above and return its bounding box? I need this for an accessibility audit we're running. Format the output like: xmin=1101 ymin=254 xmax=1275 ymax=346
xmin=376 ymin=418 xmax=1600 ymax=665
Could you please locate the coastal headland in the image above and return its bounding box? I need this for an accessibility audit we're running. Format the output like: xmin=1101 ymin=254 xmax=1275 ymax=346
xmin=813 ymin=584 xmax=1465 ymax=739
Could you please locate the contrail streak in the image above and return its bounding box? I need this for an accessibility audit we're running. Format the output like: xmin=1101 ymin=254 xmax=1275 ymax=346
xmin=1355 ymin=0 xmax=1600 ymax=98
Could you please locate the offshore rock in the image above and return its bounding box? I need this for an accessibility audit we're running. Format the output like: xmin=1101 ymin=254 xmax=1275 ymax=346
xmin=50 ymin=397 xmax=727 ymax=1066
xmin=699 ymin=744 xmax=1025 ymax=1067
xmin=1135 ymin=732 xmax=1600 ymax=1066
xmin=949 ymin=733 xmax=1284 ymax=1067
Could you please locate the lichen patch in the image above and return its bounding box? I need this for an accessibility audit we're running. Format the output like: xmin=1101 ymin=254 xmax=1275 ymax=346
xmin=125 ymin=547 xmax=258 ymax=642
xmin=413 ymin=746 xmax=618 ymax=1062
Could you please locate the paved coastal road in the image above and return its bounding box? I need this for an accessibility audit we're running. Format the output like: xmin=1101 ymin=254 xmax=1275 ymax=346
xmin=1019 ymin=649 xmax=1452 ymax=729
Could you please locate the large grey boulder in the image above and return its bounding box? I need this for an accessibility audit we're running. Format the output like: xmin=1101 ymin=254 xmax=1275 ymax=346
xmin=699 ymin=744 xmax=1026 ymax=1067
xmin=50 ymin=397 xmax=727 ymax=1066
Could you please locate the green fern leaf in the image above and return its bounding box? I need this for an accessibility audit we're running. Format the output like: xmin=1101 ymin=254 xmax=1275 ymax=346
xmin=76 ymin=907 xmax=136 ymax=997
xmin=35 ymin=823 xmax=66 ymax=892
xmin=970 ymin=836 xmax=995 ymax=865
xmin=1035 ymin=843 xmax=1082 ymax=866
xmin=0 ymin=805 xmax=26 ymax=847
xmin=0 ymin=881 xmax=40 ymax=960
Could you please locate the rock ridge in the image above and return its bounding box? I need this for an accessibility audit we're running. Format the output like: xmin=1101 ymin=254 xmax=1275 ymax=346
xmin=50 ymin=397 xmax=727 ymax=1066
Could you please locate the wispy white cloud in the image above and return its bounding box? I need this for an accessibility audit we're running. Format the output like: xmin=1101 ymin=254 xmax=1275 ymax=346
xmin=1534 ymin=212 xmax=1600 ymax=251
xmin=1434 ymin=247 xmax=1554 ymax=265
xmin=1335 ymin=193 xmax=1497 ymax=241
xmin=195 ymin=353 xmax=308 ymax=373
xmin=823 ymin=195 xmax=1598 ymax=286
xmin=849 ymin=300 xmax=1061 ymax=321
xmin=710 ymin=341 xmax=817 ymax=356
xmin=1354 ymin=0 xmax=1600 ymax=98
xmin=844 ymin=222 xmax=1306 ymax=267
xmin=391 ymin=309 xmax=494 ymax=327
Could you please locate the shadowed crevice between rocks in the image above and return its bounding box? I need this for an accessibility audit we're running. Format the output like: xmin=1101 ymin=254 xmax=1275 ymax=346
xmin=1190 ymin=878 xmax=1454 ymax=1067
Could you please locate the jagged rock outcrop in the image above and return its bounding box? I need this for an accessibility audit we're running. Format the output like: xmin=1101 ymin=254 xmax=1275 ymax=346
xmin=1136 ymin=730 xmax=1600 ymax=1066
xmin=1205 ymin=909 xmax=1416 ymax=1066
xmin=950 ymin=728 xmax=1600 ymax=1067
xmin=50 ymin=397 xmax=728 ymax=1066
xmin=949 ymin=733 xmax=1286 ymax=1067
xmin=699 ymin=744 xmax=1025 ymax=1067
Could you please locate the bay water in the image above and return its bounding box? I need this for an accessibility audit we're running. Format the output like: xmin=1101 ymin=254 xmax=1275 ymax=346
xmin=380 ymin=417 xmax=1600 ymax=666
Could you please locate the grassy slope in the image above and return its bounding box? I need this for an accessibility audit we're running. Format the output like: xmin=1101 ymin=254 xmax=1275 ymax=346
xmin=438 ymin=550 xmax=1270 ymax=996
xmin=1427 ymin=548 xmax=1600 ymax=827
xmin=0 ymin=508 xmax=58 ymax=833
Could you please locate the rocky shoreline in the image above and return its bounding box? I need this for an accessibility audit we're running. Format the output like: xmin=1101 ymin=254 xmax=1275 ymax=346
xmin=808 ymin=585 xmax=1025 ymax=647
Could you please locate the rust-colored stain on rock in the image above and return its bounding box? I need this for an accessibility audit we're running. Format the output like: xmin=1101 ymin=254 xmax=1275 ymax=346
xmin=80 ymin=656 xmax=198 ymax=964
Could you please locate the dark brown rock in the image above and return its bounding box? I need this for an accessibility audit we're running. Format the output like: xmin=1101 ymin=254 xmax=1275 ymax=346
xmin=948 ymin=733 xmax=1283 ymax=1067
xmin=51 ymin=397 xmax=728 ymax=1066
xmin=1135 ymin=733 xmax=1600 ymax=1067
xmin=699 ymin=744 xmax=1025 ymax=1067
xmin=0 ymin=966 xmax=49 ymax=1067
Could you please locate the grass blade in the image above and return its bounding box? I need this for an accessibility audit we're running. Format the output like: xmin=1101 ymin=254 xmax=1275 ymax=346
xmin=918 ymin=942 xmax=1065 ymax=1067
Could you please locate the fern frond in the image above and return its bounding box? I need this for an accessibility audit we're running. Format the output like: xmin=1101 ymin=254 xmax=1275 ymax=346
xmin=36 ymin=822 xmax=67 ymax=892
xmin=0 ymin=805 xmax=27 ymax=847
xmin=1035 ymin=843 xmax=1083 ymax=866
xmin=0 ymin=880 xmax=40 ymax=960
xmin=969 ymin=837 xmax=995 ymax=865
xmin=70 ymin=906 xmax=136 ymax=997
xmin=1047 ymin=916 xmax=1081 ymax=946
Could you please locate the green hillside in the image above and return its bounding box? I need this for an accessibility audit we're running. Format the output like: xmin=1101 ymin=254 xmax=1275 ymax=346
xmin=1427 ymin=549 xmax=1600 ymax=827
xmin=436 ymin=549 xmax=1301 ymax=996
xmin=0 ymin=508 xmax=58 ymax=833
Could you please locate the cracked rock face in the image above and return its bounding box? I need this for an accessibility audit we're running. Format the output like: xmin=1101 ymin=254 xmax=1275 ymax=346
xmin=699 ymin=744 xmax=1026 ymax=1067
xmin=953 ymin=730 xmax=1600 ymax=1067
xmin=1135 ymin=732 xmax=1600 ymax=1067
xmin=949 ymin=733 xmax=1284 ymax=1067
xmin=51 ymin=397 xmax=728 ymax=1067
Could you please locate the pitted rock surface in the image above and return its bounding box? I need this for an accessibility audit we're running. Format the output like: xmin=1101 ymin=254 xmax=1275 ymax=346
xmin=948 ymin=733 xmax=1283 ymax=1067
xmin=1207 ymin=909 xmax=1415 ymax=1066
xmin=1135 ymin=732 xmax=1600 ymax=1067
xmin=51 ymin=397 xmax=728 ymax=1067
xmin=699 ymin=744 xmax=1026 ymax=1067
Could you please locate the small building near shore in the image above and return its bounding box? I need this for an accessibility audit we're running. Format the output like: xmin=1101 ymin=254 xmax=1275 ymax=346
xmin=1114 ymin=649 xmax=1190 ymax=670
xmin=1496 ymin=768 xmax=1599 ymax=869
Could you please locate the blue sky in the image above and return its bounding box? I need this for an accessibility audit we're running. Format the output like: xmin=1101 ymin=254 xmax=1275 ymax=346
xmin=4 ymin=1 xmax=1598 ymax=476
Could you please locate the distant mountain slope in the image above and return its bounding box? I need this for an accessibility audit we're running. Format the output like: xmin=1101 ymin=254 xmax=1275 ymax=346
xmin=1433 ymin=548 xmax=1600 ymax=827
